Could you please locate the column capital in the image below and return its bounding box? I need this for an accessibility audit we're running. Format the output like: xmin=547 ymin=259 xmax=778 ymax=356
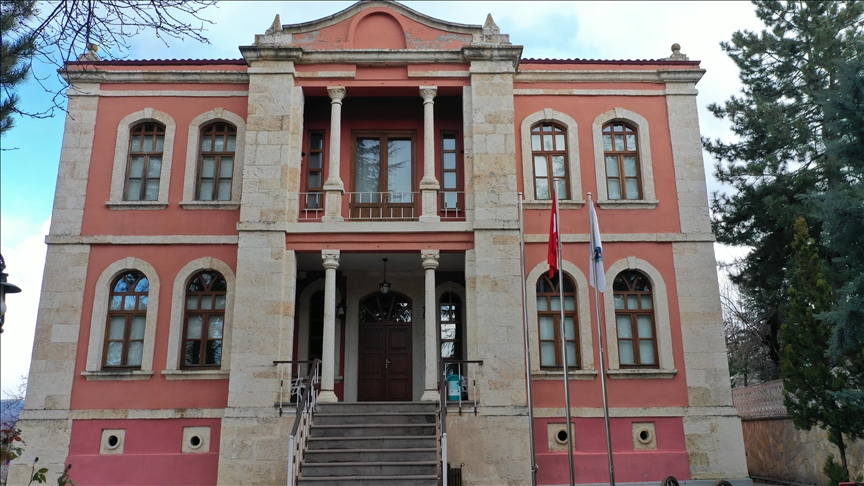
xmin=322 ymin=249 xmax=341 ymax=270
xmin=327 ymin=86 xmax=346 ymax=103
xmin=420 ymin=249 xmax=440 ymax=270
xmin=419 ymin=86 xmax=437 ymax=103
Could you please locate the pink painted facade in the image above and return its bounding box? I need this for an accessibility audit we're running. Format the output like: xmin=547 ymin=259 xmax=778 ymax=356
xmin=11 ymin=2 xmax=749 ymax=485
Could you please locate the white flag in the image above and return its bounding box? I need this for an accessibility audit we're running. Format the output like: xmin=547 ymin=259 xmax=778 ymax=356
xmin=588 ymin=201 xmax=606 ymax=291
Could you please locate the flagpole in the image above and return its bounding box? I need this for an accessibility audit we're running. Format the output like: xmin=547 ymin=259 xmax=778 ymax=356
xmin=517 ymin=193 xmax=539 ymax=486
xmin=588 ymin=192 xmax=616 ymax=486
xmin=555 ymin=179 xmax=576 ymax=486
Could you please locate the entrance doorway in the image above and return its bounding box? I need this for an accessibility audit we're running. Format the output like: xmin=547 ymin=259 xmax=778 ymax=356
xmin=357 ymin=292 xmax=413 ymax=401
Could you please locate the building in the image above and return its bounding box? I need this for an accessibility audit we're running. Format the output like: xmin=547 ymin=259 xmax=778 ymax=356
xmin=9 ymin=2 xmax=749 ymax=484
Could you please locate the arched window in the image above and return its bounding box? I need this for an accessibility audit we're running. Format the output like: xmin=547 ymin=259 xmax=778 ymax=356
xmin=125 ymin=122 xmax=166 ymax=201
xmin=531 ymin=123 xmax=568 ymax=199
xmin=602 ymin=122 xmax=641 ymax=200
xmin=613 ymin=270 xmax=657 ymax=367
xmin=104 ymin=271 xmax=150 ymax=368
xmin=537 ymin=274 xmax=579 ymax=368
xmin=182 ymin=271 xmax=227 ymax=368
xmin=439 ymin=292 xmax=463 ymax=361
xmin=197 ymin=122 xmax=237 ymax=201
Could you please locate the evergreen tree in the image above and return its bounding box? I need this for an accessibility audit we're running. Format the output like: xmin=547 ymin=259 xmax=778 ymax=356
xmin=781 ymin=218 xmax=864 ymax=481
xmin=0 ymin=0 xmax=36 ymax=136
xmin=706 ymin=1 xmax=864 ymax=370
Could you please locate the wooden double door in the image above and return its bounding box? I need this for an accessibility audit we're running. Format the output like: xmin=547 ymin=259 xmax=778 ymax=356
xmin=357 ymin=292 xmax=413 ymax=401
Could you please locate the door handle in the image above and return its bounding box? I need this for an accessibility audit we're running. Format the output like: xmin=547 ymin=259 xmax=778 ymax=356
xmin=385 ymin=359 xmax=390 ymax=369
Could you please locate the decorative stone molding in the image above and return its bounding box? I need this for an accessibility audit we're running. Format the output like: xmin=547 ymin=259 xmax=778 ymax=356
xmin=472 ymin=14 xmax=511 ymax=46
xmin=602 ymin=257 xmax=675 ymax=373
xmin=525 ymin=260 xmax=595 ymax=375
xmin=668 ymin=43 xmax=690 ymax=61
xmin=591 ymin=107 xmax=658 ymax=208
xmin=84 ymin=257 xmax=161 ymax=375
xmin=164 ymin=257 xmax=236 ymax=374
xmin=520 ymin=108 xmax=584 ymax=204
xmin=181 ymin=108 xmax=247 ymax=208
xmin=107 ymin=108 xmax=176 ymax=209
xmin=420 ymin=249 xmax=440 ymax=270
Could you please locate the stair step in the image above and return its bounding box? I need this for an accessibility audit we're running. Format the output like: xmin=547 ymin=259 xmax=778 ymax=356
xmin=297 ymin=475 xmax=438 ymax=485
xmin=311 ymin=423 xmax=435 ymax=437
xmin=301 ymin=461 xmax=438 ymax=477
xmin=314 ymin=412 xmax=436 ymax=426
xmin=308 ymin=435 xmax=438 ymax=450
xmin=305 ymin=448 xmax=437 ymax=462
xmin=316 ymin=402 xmax=438 ymax=414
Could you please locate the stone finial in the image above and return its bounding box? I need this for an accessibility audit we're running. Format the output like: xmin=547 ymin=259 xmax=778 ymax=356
xmin=265 ymin=14 xmax=281 ymax=36
xmin=77 ymin=43 xmax=101 ymax=62
xmin=474 ymin=13 xmax=510 ymax=46
xmin=668 ymin=43 xmax=689 ymax=61
xmin=482 ymin=14 xmax=501 ymax=35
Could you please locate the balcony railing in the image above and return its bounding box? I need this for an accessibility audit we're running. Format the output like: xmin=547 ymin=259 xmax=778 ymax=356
xmin=299 ymin=192 xmax=324 ymax=220
xmin=439 ymin=191 xmax=465 ymax=220
xmin=347 ymin=191 xmax=417 ymax=220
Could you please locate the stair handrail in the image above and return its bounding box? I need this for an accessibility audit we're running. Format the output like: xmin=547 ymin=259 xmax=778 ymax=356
xmin=440 ymin=358 xmax=484 ymax=486
xmin=275 ymin=358 xmax=321 ymax=486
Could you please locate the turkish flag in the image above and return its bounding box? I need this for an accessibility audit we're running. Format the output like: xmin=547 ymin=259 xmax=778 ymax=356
xmin=548 ymin=195 xmax=559 ymax=278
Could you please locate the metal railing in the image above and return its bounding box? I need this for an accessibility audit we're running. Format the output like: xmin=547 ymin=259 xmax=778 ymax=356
xmin=274 ymin=359 xmax=321 ymax=486
xmin=439 ymin=191 xmax=465 ymax=220
xmin=439 ymin=359 xmax=482 ymax=486
xmin=298 ymin=192 xmax=324 ymax=221
xmin=347 ymin=191 xmax=417 ymax=220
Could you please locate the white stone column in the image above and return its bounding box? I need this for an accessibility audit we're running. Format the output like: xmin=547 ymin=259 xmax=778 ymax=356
xmin=419 ymin=86 xmax=440 ymax=223
xmin=421 ymin=249 xmax=440 ymax=401
xmin=319 ymin=249 xmax=341 ymax=402
xmin=323 ymin=87 xmax=346 ymax=222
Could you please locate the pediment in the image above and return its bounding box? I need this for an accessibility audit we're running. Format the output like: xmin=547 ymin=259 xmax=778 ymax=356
xmin=252 ymin=0 xmax=509 ymax=51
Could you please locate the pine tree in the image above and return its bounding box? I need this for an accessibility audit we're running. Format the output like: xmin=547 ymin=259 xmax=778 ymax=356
xmin=0 ymin=0 xmax=36 ymax=136
xmin=781 ymin=217 xmax=864 ymax=481
xmin=706 ymin=1 xmax=864 ymax=373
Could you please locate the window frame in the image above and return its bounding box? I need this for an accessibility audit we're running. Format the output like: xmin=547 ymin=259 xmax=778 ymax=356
xmin=591 ymin=108 xmax=657 ymax=209
xmin=530 ymin=122 xmax=570 ymax=201
xmin=195 ymin=122 xmax=238 ymax=202
xmin=439 ymin=291 xmax=463 ymax=361
xmin=181 ymin=270 xmax=228 ymax=369
xmin=438 ymin=131 xmax=464 ymax=218
xmin=103 ymin=271 xmax=150 ymax=368
xmin=602 ymin=122 xmax=643 ymax=201
xmin=536 ymin=274 xmax=580 ymax=369
xmin=525 ymin=261 xmax=595 ymax=378
xmin=163 ymin=257 xmax=235 ymax=379
xmin=612 ymin=270 xmax=659 ymax=368
xmin=181 ymin=108 xmax=246 ymax=210
xmin=602 ymin=257 xmax=676 ymax=378
xmin=108 ymin=108 xmax=175 ymax=210
xmin=520 ymin=109 xmax=583 ymax=206
xmin=123 ymin=122 xmax=166 ymax=202
xmin=349 ymin=130 xmax=418 ymax=220
xmin=84 ymin=258 xmax=160 ymax=380
xmin=303 ymin=130 xmax=327 ymax=212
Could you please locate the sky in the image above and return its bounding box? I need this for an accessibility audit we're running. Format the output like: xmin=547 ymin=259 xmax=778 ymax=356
xmin=0 ymin=1 xmax=763 ymax=394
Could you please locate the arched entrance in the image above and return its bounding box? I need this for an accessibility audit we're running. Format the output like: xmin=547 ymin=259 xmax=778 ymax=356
xmin=357 ymin=292 xmax=413 ymax=401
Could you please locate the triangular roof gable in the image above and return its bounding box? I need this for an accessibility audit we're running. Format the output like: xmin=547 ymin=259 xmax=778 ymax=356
xmin=254 ymin=1 xmax=485 ymax=51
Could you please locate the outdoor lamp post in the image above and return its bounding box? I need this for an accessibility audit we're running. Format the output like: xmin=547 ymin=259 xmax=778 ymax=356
xmin=0 ymin=253 xmax=23 ymax=333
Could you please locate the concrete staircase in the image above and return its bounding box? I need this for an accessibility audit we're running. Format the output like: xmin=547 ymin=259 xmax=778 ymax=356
xmin=297 ymin=401 xmax=439 ymax=485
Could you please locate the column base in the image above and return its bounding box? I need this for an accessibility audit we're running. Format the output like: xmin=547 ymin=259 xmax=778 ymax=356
xmin=321 ymin=216 xmax=344 ymax=223
xmin=318 ymin=390 xmax=339 ymax=403
xmin=420 ymin=390 xmax=440 ymax=402
xmin=419 ymin=215 xmax=441 ymax=223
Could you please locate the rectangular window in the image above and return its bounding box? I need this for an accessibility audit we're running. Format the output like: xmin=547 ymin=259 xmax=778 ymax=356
xmin=440 ymin=132 xmax=461 ymax=216
xmin=350 ymin=132 xmax=416 ymax=219
xmin=305 ymin=131 xmax=325 ymax=209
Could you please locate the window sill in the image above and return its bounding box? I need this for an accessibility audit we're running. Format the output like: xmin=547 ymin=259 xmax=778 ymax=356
xmin=597 ymin=199 xmax=658 ymax=210
xmin=606 ymin=368 xmax=677 ymax=379
xmin=532 ymin=369 xmax=597 ymax=380
xmin=162 ymin=369 xmax=229 ymax=380
xmin=105 ymin=201 xmax=169 ymax=210
xmin=522 ymin=200 xmax=586 ymax=210
xmin=82 ymin=370 xmax=154 ymax=381
xmin=180 ymin=200 xmax=240 ymax=210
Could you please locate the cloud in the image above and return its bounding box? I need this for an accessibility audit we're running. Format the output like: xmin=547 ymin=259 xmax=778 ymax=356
xmin=1 ymin=219 xmax=49 ymax=394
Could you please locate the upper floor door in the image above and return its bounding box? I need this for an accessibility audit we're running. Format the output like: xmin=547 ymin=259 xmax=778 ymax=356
xmin=351 ymin=131 xmax=416 ymax=220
